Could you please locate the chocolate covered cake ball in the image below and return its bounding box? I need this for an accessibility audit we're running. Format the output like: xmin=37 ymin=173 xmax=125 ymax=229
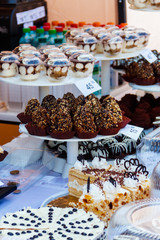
xmin=26 ymin=106 xmax=49 ymax=136
xmin=24 ymin=98 xmax=40 ymax=116
xmin=102 ymin=95 xmax=123 ymax=124
xmin=17 ymin=98 xmax=40 ymax=123
xmin=63 ymin=92 xmax=76 ymax=114
xmin=74 ymin=106 xmax=98 ymax=138
xmin=41 ymin=94 xmax=56 ymax=112
xmin=49 ymin=110 xmax=74 ymax=139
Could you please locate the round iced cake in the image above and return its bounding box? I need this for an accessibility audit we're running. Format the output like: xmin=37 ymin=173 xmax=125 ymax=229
xmin=0 ymin=207 xmax=105 ymax=240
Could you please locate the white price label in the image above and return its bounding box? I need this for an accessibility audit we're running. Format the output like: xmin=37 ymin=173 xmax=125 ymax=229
xmin=23 ymin=21 xmax=34 ymax=28
xmin=119 ymin=124 xmax=144 ymax=141
xmin=16 ymin=6 xmax=45 ymax=25
xmin=0 ymin=181 xmax=4 ymax=186
xmin=141 ymin=48 xmax=157 ymax=63
xmin=75 ymin=78 xmax=101 ymax=96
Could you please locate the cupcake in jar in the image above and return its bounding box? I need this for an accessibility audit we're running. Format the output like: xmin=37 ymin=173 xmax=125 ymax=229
xmin=69 ymin=52 xmax=95 ymax=77
xmin=75 ymin=36 xmax=98 ymax=54
xmin=44 ymin=57 xmax=70 ymax=81
xmin=150 ymin=0 xmax=160 ymax=7
xmin=102 ymin=36 xmax=123 ymax=56
xmin=136 ymin=28 xmax=150 ymax=49
xmin=13 ymin=44 xmax=36 ymax=54
xmin=18 ymin=54 xmax=41 ymax=81
xmin=18 ymin=49 xmax=41 ymax=58
xmin=127 ymin=0 xmax=148 ymax=9
xmin=65 ymin=29 xmax=82 ymax=43
xmin=0 ymin=51 xmax=19 ymax=77
xmin=122 ymin=32 xmax=139 ymax=53
xmin=96 ymin=32 xmax=112 ymax=53
xmin=64 ymin=48 xmax=85 ymax=58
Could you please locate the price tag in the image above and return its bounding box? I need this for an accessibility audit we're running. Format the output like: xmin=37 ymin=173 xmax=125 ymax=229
xmin=23 ymin=21 xmax=34 ymax=28
xmin=0 ymin=181 xmax=4 ymax=186
xmin=119 ymin=124 xmax=144 ymax=141
xmin=141 ymin=48 xmax=157 ymax=63
xmin=75 ymin=78 xmax=101 ymax=96
xmin=16 ymin=6 xmax=45 ymax=25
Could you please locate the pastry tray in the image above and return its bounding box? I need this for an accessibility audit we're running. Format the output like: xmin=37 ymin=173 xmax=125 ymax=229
xmin=108 ymin=198 xmax=160 ymax=240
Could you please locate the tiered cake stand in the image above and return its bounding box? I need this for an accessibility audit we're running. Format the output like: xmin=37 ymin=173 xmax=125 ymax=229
xmin=0 ymin=50 xmax=143 ymax=177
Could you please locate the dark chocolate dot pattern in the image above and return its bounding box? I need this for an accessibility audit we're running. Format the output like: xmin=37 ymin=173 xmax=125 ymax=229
xmin=0 ymin=207 xmax=105 ymax=240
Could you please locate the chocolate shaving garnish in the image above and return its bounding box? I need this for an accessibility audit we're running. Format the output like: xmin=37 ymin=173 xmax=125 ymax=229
xmin=129 ymin=158 xmax=139 ymax=166
xmin=109 ymin=177 xmax=117 ymax=187
xmin=87 ymin=177 xmax=90 ymax=193
xmin=135 ymin=165 xmax=149 ymax=176
xmin=124 ymin=160 xmax=132 ymax=170
xmin=124 ymin=172 xmax=139 ymax=181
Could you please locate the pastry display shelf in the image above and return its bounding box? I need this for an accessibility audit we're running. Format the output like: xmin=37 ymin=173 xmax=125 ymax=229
xmin=129 ymin=82 xmax=160 ymax=92
xmin=19 ymin=123 xmax=117 ymax=178
xmin=95 ymin=50 xmax=143 ymax=96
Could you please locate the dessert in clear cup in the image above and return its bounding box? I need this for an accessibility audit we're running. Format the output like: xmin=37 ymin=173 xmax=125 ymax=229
xmin=18 ymin=54 xmax=41 ymax=81
xmin=127 ymin=0 xmax=148 ymax=9
xmin=122 ymin=32 xmax=139 ymax=53
xmin=44 ymin=57 xmax=70 ymax=81
xmin=96 ymin=32 xmax=112 ymax=53
xmin=72 ymin=32 xmax=90 ymax=44
xmin=64 ymin=47 xmax=85 ymax=58
xmin=102 ymin=36 xmax=123 ymax=56
xmin=18 ymin=48 xmax=41 ymax=58
xmin=0 ymin=51 xmax=19 ymax=77
xmin=69 ymin=52 xmax=95 ymax=77
xmin=136 ymin=28 xmax=150 ymax=48
xmin=75 ymin=36 xmax=98 ymax=54
xmin=12 ymin=44 xmax=33 ymax=54
xmin=65 ymin=29 xmax=82 ymax=43
xmin=150 ymin=0 xmax=160 ymax=7
xmin=39 ymin=45 xmax=59 ymax=55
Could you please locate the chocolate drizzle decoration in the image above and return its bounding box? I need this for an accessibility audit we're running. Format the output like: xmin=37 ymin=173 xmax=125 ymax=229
xmin=109 ymin=177 xmax=117 ymax=187
xmin=87 ymin=177 xmax=90 ymax=193
xmin=77 ymin=154 xmax=85 ymax=162
xmin=124 ymin=172 xmax=139 ymax=182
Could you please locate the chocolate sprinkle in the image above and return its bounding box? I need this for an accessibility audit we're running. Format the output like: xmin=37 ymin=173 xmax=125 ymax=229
xmin=87 ymin=177 xmax=90 ymax=193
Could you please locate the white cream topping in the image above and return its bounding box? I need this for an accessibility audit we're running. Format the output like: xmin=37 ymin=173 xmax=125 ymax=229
xmin=124 ymin=177 xmax=138 ymax=188
xmin=92 ymin=157 xmax=109 ymax=169
xmin=74 ymin=160 xmax=90 ymax=171
xmin=82 ymin=184 xmax=105 ymax=202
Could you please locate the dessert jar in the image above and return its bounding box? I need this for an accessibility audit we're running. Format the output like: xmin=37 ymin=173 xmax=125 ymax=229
xmin=13 ymin=44 xmax=32 ymax=54
xmin=0 ymin=51 xmax=19 ymax=77
xmin=69 ymin=52 xmax=95 ymax=77
xmin=127 ymin=0 xmax=148 ymax=8
xmin=136 ymin=28 xmax=150 ymax=48
xmin=65 ymin=29 xmax=82 ymax=43
xmin=102 ymin=36 xmax=123 ymax=56
xmin=18 ymin=55 xmax=42 ymax=81
xmin=122 ymin=32 xmax=139 ymax=53
xmin=18 ymin=49 xmax=41 ymax=58
xmin=64 ymin=48 xmax=85 ymax=58
xmin=150 ymin=0 xmax=160 ymax=7
xmin=44 ymin=57 xmax=70 ymax=81
xmin=75 ymin=36 xmax=98 ymax=54
xmin=96 ymin=32 xmax=112 ymax=53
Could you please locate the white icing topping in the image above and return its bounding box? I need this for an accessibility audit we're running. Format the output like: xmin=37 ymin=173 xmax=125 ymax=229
xmin=92 ymin=157 xmax=109 ymax=169
xmin=82 ymin=184 xmax=105 ymax=202
xmin=124 ymin=177 xmax=138 ymax=188
xmin=74 ymin=160 xmax=90 ymax=171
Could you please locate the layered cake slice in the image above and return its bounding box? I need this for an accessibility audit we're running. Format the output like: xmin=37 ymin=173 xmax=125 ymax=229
xmin=0 ymin=207 xmax=105 ymax=240
xmin=68 ymin=155 xmax=111 ymax=198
